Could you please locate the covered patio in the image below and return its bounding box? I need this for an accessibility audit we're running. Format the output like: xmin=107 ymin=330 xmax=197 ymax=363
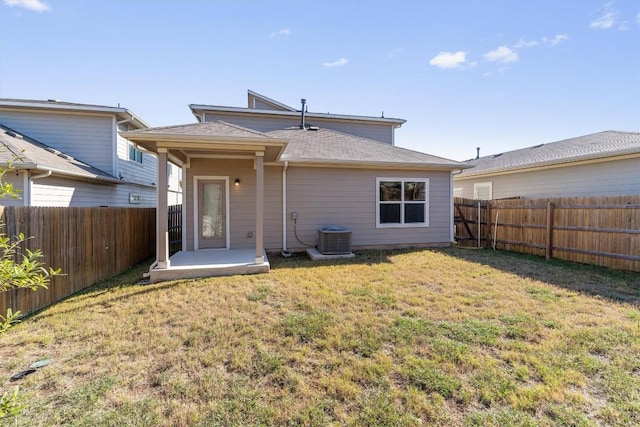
xmin=149 ymin=249 xmax=270 ymax=282
xmin=122 ymin=122 xmax=287 ymax=283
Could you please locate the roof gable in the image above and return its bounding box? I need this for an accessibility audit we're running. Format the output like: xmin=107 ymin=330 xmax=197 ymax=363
xmin=460 ymin=131 xmax=640 ymax=177
xmin=247 ymin=90 xmax=296 ymax=111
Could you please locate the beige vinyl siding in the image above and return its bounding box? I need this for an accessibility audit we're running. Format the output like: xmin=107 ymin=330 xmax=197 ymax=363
xmin=29 ymin=176 xmax=155 ymax=207
xmin=186 ymin=160 xmax=452 ymax=251
xmin=284 ymin=167 xmax=451 ymax=249
xmin=203 ymin=112 xmax=395 ymax=144
xmin=116 ymin=135 xmax=157 ymax=187
xmin=185 ymin=159 xmax=283 ymax=250
xmin=0 ymin=110 xmax=115 ymax=175
xmin=253 ymin=99 xmax=285 ymax=111
xmin=0 ymin=173 xmax=25 ymax=206
xmin=455 ymin=157 xmax=640 ymax=199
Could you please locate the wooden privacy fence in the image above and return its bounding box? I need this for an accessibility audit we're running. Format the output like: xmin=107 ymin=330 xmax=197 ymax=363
xmin=168 ymin=204 xmax=182 ymax=254
xmin=454 ymin=196 xmax=640 ymax=272
xmin=0 ymin=207 xmax=156 ymax=316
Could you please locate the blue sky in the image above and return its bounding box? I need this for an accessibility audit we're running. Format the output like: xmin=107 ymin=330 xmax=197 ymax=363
xmin=1 ymin=0 xmax=638 ymax=161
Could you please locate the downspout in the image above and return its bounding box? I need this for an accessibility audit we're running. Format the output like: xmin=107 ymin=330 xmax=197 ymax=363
xmin=29 ymin=169 xmax=52 ymax=206
xmin=281 ymin=161 xmax=291 ymax=257
xmin=450 ymin=171 xmax=455 ymax=243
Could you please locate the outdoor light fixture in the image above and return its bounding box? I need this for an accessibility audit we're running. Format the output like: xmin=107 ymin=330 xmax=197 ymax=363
xmin=235 ymin=178 xmax=240 ymax=186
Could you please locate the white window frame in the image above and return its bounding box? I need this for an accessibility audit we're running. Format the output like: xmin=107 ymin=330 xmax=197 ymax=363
xmin=128 ymin=142 xmax=143 ymax=164
xmin=376 ymin=177 xmax=429 ymax=228
xmin=473 ymin=182 xmax=492 ymax=200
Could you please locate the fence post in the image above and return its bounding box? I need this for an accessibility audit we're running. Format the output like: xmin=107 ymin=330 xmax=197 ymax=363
xmin=485 ymin=201 xmax=492 ymax=249
xmin=546 ymin=202 xmax=554 ymax=260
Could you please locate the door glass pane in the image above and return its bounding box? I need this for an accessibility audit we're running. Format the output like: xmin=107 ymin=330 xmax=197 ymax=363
xmin=405 ymin=182 xmax=426 ymax=201
xmin=380 ymin=181 xmax=401 ymax=201
xmin=405 ymin=203 xmax=425 ymax=223
xmin=380 ymin=204 xmax=401 ymax=223
xmin=202 ymin=183 xmax=223 ymax=239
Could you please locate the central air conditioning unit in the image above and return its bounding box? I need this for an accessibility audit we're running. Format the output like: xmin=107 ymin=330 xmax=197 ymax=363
xmin=317 ymin=226 xmax=352 ymax=255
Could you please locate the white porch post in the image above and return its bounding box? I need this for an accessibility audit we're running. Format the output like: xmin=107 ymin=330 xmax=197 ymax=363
xmin=255 ymin=152 xmax=264 ymax=264
xmin=157 ymin=148 xmax=170 ymax=268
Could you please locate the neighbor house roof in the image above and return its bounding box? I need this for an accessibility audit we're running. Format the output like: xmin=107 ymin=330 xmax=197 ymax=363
xmin=269 ymin=127 xmax=467 ymax=169
xmin=0 ymin=125 xmax=120 ymax=183
xmin=0 ymin=98 xmax=149 ymax=129
xmin=459 ymin=131 xmax=640 ymax=178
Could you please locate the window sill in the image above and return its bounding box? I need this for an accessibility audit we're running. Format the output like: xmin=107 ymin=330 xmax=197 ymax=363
xmin=376 ymin=223 xmax=429 ymax=229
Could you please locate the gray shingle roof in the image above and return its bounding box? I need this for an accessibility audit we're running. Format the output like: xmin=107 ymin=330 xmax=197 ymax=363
xmin=460 ymin=131 xmax=640 ymax=177
xmin=0 ymin=125 xmax=119 ymax=183
xmin=124 ymin=121 xmax=275 ymax=139
xmin=268 ymin=127 xmax=464 ymax=168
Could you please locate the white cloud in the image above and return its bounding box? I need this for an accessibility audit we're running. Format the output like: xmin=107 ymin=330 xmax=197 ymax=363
xmin=322 ymin=58 xmax=348 ymax=67
xmin=542 ymin=34 xmax=569 ymax=46
xmin=3 ymin=0 xmax=50 ymax=12
xmin=513 ymin=39 xmax=539 ymax=48
xmin=387 ymin=47 xmax=404 ymax=59
xmin=269 ymin=28 xmax=291 ymax=38
xmin=483 ymin=46 xmax=518 ymax=63
xmin=429 ymin=51 xmax=469 ymax=69
xmin=590 ymin=11 xmax=616 ymax=29
xmin=590 ymin=2 xmax=623 ymax=29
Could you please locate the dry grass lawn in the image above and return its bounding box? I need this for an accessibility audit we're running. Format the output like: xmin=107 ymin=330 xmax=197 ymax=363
xmin=1 ymin=248 xmax=639 ymax=426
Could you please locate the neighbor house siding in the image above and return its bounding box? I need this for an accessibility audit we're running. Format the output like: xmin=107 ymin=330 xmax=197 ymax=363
xmin=203 ymin=112 xmax=395 ymax=144
xmin=455 ymin=157 xmax=640 ymax=199
xmin=0 ymin=110 xmax=115 ymax=175
xmin=116 ymin=135 xmax=157 ymax=187
xmin=29 ymin=176 xmax=155 ymax=207
xmin=0 ymin=173 xmax=25 ymax=207
xmin=284 ymin=167 xmax=451 ymax=249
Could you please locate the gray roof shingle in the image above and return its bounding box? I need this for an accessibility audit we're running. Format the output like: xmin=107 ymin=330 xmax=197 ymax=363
xmin=268 ymin=127 xmax=464 ymax=168
xmin=124 ymin=121 xmax=275 ymax=139
xmin=0 ymin=125 xmax=119 ymax=183
xmin=460 ymin=131 xmax=640 ymax=177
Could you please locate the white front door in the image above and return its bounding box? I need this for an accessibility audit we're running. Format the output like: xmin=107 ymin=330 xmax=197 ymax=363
xmin=198 ymin=179 xmax=227 ymax=249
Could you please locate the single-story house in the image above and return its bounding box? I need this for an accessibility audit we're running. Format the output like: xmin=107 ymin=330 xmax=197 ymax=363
xmin=454 ymin=131 xmax=640 ymax=200
xmin=123 ymin=103 xmax=469 ymax=281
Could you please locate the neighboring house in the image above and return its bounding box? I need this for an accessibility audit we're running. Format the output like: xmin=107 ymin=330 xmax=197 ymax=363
xmin=122 ymin=90 xmax=470 ymax=281
xmin=0 ymin=99 xmax=182 ymax=207
xmin=454 ymin=131 xmax=640 ymax=200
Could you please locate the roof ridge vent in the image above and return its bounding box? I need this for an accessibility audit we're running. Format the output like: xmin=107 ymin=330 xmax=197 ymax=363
xmin=57 ymin=153 xmax=73 ymax=160
xmin=493 ymin=153 xmax=503 ymax=158
xmin=532 ymin=143 xmax=544 ymax=148
xmin=5 ymin=130 xmax=22 ymax=138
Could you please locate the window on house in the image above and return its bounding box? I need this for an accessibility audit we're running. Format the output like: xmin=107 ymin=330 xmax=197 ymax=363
xmin=129 ymin=143 xmax=143 ymax=163
xmin=167 ymin=163 xmax=173 ymax=177
xmin=376 ymin=178 xmax=429 ymax=227
xmin=473 ymin=182 xmax=492 ymax=200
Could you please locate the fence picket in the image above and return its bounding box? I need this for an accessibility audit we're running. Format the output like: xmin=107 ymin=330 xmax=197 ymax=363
xmin=454 ymin=196 xmax=640 ymax=272
xmin=0 ymin=207 xmax=156 ymax=316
